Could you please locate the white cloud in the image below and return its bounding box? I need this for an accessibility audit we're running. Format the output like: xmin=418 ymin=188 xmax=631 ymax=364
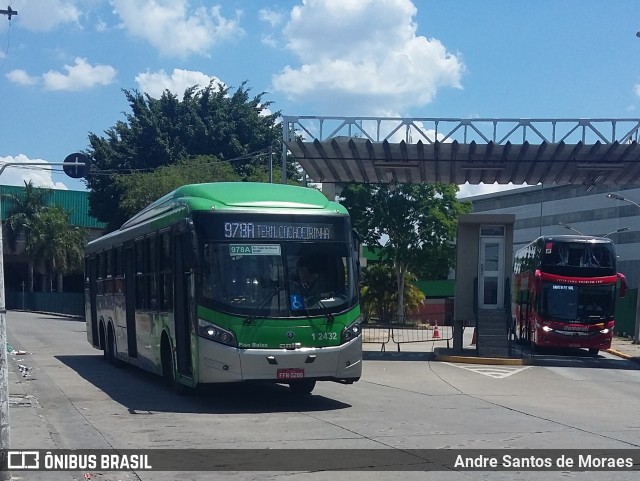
xmin=135 ymin=69 xmax=224 ymax=98
xmin=634 ymin=83 xmax=640 ymax=97
xmin=259 ymin=9 xmax=284 ymax=27
xmin=261 ymin=35 xmax=278 ymax=48
xmin=272 ymin=0 xmax=464 ymax=115
xmin=11 ymin=0 xmax=80 ymax=32
xmin=0 ymin=155 xmax=68 ymax=189
xmin=111 ymin=0 xmax=243 ymax=58
xmin=6 ymin=69 xmax=38 ymax=86
xmin=42 ymin=57 xmax=116 ymax=91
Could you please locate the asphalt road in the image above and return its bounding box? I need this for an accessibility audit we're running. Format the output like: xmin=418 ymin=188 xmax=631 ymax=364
xmin=5 ymin=310 xmax=640 ymax=481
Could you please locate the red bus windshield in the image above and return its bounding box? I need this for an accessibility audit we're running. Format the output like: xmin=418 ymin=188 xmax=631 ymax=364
xmin=540 ymin=282 xmax=615 ymax=324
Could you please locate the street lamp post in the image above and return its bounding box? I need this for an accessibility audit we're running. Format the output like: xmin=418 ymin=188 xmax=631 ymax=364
xmin=606 ymin=192 xmax=640 ymax=344
xmin=602 ymin=226 xmax=630 ymax=238
xmin=606 ymin=192 xmax=640 ymax=209
xmin=558 ymin=223 xmax=584 ymax=235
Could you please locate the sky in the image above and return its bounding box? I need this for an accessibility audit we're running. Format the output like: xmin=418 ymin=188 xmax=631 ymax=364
xmin=0 ymin=0 xmax=639 ymax=197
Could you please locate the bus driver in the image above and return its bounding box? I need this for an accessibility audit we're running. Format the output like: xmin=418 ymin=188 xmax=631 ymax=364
xmin=292 ymin=254 xmax=325 ymax=308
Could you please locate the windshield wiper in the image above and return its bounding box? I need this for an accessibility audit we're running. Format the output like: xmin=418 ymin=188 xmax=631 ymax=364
xmin=244 ymin=288 xmax=281 ymax=325
xmin=302 ymin=288 xmax=334 ymax=325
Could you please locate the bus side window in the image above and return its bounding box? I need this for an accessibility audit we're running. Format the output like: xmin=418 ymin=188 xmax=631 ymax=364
xmin=147 ymin=236 xmax=158 ymax=310
xmin=96 ymin=252 xmax=104 ymax=295
xmin=160 ymin=233 xmax=172 ymax=310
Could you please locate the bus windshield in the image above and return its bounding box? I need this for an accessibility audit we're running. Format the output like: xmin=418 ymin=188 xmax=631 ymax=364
xmin=201 ymin=241 xmax=358 ymax=317
xmin=540 ymin=282 xmax=616 ymax=323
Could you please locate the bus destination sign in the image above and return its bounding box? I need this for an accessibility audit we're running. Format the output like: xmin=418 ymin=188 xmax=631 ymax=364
xmin=224 ymin=221 xmax=334 ymax=240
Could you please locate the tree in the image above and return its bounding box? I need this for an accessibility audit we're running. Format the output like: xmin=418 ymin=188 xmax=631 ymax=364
xmin=341 ymin=183 xmax=471 ymax=323
xmin=360 ymin=262 xmax=425 ymax=323
xmin=25 ymin=206 xmax=86 ymax=293
xmin=114 ymin=155 xmax=289 ymax=221
xmin=2 ymin=181 xmax=51 ymax=292
xmin=86 ymin=81 xmax=298 ymax=231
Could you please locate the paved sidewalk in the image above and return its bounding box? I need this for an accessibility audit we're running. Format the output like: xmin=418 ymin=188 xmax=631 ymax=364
xmin=608 ymin=335 xmax=640 ymax=361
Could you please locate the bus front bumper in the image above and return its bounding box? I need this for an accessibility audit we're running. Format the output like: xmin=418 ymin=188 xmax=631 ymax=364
xmin=537 ymin=328 xmax=612 ymax=350
xmin=198 ymin=336 xmax=362 ymax=384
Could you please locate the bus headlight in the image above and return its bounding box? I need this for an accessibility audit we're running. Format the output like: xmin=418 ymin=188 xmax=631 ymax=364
xmin=341 ymin=317 xmax=362 ymax=344
xmin=197 ymin=318 xmax=237 ymax=347
xmin=542 ymin=325 xmax=553 ymax=332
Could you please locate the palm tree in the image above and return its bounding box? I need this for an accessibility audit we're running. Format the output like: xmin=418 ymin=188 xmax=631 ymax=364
xmin=2 ymin=181 xmax=51 ymax=292
xmin=25 ymin=206 xmax=86 ymax=292
xmin=360 ymin=263 xmax=425 ymax=324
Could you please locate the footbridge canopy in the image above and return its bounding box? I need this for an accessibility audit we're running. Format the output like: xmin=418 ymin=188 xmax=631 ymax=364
xmin=282 ymin=117 xmax=640 ymax=187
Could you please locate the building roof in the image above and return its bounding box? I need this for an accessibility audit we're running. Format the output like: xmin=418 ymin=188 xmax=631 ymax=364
xmin=283 ymin=117 xmax=640 ymax=187
xmin=0 ymin=185 xmax=105 ymax=229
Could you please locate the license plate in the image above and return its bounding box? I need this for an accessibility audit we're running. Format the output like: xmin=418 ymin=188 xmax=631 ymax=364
xmin=277 ymin=368 xmax=305 ymax=380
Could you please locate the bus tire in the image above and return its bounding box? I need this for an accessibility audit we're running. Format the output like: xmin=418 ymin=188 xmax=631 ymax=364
xmin=289 ymin=380 xmax=316 ymax=395
xmin=161 ymin=336 xmax=189 ymax=396
xmin=588 ymin=348 xmax=600 ymax=357
xmin=100 ymin=322 xmax=108 ymax=362
xmin=107 ymin=324 xmax=124 ymax=368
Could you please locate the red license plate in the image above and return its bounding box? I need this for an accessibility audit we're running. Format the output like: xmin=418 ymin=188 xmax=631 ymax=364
xmin=277 ymin=368 xmax=305 ymax=380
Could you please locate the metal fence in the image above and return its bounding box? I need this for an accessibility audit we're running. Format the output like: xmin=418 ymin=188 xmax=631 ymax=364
xmin=6 ymin=291 xmax=85 ymax=317
xmin=362 ymin=322 xmax=453 ymax=352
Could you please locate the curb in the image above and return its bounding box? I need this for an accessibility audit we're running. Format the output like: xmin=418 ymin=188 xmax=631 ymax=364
xmin=605 ymin=348 xmax=636 ymax=361
xmin=434 ymin=353 xmax=531 ymax=365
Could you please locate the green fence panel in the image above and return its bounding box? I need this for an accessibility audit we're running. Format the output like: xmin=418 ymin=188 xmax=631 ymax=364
xmin=614 ymin=288 xmax=636 ymax=337
xmin=6 ymin=291 xmax=85 ymax=317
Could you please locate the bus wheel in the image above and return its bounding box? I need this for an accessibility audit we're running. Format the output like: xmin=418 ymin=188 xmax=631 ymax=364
xmin=289 ymin=380 xmax=316 ymax=395
xmin=107 ymin=325 xmax=124 ymax=368
xmin=588 ymin=348 xmax=600 ymax=357
xmin=161 ymin=338 xmax=189 ymax=396
xmin=100 ymin=324 xmax=108 ymax=362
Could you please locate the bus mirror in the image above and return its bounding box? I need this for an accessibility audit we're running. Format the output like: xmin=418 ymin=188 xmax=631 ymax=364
xmin=618 ymin=273 xmax=627 ymax=298
xmin=181 ymin=231 xmax=198 ymax=270
xmin=177 ymin=218 xmax=194 ymax=233
xmin=534 ymin=270 xmax=542 ymax=292
xmin=352 ymin=229 xmax=361 ymax=251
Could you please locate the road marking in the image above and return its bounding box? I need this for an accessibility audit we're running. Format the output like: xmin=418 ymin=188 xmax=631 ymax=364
xmin=444 ymin=362 xmax=532 ymax=379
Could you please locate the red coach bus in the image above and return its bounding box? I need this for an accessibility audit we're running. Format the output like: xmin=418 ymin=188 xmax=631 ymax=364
xmin=512 ymin=235 xmax=627 ymax=356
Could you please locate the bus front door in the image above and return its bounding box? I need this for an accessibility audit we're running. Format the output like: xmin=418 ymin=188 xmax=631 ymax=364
xmin=88 ymin=256 xmax=99 ymax=347
xmin=174 ymin=234 xmax=193 ymax=377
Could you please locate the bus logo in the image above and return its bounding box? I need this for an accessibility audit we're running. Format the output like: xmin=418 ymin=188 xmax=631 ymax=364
xmin=287 ymin=331 xmax=295 ymax=339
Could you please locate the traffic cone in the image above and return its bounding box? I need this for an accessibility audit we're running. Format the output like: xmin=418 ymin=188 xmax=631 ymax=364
xmin=432 ymin=322 xmax=440 ymax=340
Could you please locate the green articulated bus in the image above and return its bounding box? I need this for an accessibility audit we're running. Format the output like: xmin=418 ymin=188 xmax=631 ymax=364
xmin=84 ymin=182 xmax=362 ymax=395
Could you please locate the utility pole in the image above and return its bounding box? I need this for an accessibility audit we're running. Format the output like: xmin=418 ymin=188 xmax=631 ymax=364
xmin=0 ymin=5 xmax=17 ymax=20
xmin=0 ymin=180 xmax=8 ymax=481
xmin=0 ymin=156 xmax=88 ymax=481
